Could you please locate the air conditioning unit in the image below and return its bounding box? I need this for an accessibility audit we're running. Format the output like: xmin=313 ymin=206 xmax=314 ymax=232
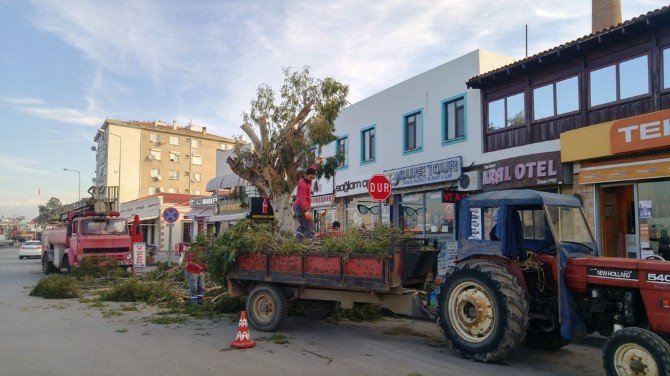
xmin=458 ymin=171 xmax=483 ymax=191
xmin=191 ymin=177 xmax=197 ymax=183
xmin=155 ymin=175 xmax=162 ymax=181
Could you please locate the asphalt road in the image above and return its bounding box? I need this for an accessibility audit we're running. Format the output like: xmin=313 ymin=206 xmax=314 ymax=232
xmin=0 ymin=246 xmax=605 ymax=376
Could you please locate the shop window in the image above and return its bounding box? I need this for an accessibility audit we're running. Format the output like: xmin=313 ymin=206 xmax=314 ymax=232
xmin=424 ymin=190 xmax=455 ymax=236
xmin=361 ymin=126 xmax=375 ymax=164
xmin=590 ymin=55 xmax=649 ymax=107
xmin=336 ymin=136 xmax=348 ymax=168
xmin=638 ymin=180 xmax=670 ymax=259
xmin=443 ymin=96 xmax=465 ymax=143
xmin=487 ymin=92 xmax=525 ymax=131
xmin=401 ymin=193 xmax=425 ymax=234
xmin=345 ymin=198 xmax=389 ymax=229
xmin=403 ymin=110 xmax=423 ymax=153
xmin=533 ymin=76 xmax=579 ymax=120
xmin=663 ymin=47 xmax=670 ymax=90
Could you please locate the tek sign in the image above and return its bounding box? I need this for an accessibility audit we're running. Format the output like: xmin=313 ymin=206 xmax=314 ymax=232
xmin=611 ymin=109 xmax=670 ymax=154
xmin=368 ymin=174 xmax=391 ymax=201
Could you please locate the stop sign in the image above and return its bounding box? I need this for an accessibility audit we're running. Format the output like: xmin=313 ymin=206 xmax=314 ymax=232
xmin=368 ymin=174 xmax=392 ymax=201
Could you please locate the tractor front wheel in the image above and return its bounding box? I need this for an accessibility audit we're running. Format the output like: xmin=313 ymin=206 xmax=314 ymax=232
xmin=438 ymin=259 xmax=529 ymax=362
xmin=602 ymin=327 xmax=670 ymax=376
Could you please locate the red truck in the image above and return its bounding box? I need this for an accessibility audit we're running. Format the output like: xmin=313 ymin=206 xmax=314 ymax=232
xmin=41 ymin=204 xmax=140 ymax=274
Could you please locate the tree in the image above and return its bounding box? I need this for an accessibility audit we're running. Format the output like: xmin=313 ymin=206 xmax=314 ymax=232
xmin=36 ymin=197 xmax=63 ymax=224
xmin=227 ymin=67 xmax=349 ymax=233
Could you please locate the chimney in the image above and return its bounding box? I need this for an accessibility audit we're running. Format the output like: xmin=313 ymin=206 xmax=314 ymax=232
xmin=592 ymin=0 xmax=622 ymax=33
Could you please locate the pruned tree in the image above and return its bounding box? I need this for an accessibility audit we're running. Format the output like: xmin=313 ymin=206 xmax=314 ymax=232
xmin=227 ymin=67 xmax=349 ymax=233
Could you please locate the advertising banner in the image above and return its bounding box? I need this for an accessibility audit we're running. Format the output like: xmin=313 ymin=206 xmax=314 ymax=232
xmin=133 ymin=242 xmax=146 ymax=268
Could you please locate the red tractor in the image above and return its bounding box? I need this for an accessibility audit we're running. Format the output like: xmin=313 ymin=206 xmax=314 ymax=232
xmin=439 ymin=189 xmax=670 ymax=375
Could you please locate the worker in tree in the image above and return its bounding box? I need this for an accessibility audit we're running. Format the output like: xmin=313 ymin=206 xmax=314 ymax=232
xmin=294 ymin=166 xmax=317 ymax=240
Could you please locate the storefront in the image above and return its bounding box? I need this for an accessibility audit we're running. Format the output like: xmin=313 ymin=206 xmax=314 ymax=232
xmin=561 ymin=109 xmax=670 ymax=259
xmin=384 ymin=157 xmax=463 ymax=239
xmin=482 ymin=151 xmax=572 ymax=194
xmin=334 ymin=174 xmax=391 ymax=230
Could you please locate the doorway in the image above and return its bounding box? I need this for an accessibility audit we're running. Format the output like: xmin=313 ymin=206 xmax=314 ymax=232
xmin=599 ymin=185 xmax=635 ymax=258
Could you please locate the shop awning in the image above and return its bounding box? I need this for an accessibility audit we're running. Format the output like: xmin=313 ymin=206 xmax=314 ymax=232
xmin=206 ymin=174 xmax=250 ymax=192
xmin=207 ymin=211 xmax=248 ymax=222
xmin=123 ymin=203 xmax=160 ymax=221
xmin=184 ymin=207 xmax=214 ymax=219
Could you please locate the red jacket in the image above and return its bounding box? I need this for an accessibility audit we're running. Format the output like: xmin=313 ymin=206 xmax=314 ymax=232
xmin=294 ymin=177 xmax=312 ymax=211
xmin=185 ymin=250 xmax=206 ymax=274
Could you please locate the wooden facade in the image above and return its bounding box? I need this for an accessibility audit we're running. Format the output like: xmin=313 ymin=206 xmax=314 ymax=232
xmin=468 ymin=7 xmax=670 ymax=153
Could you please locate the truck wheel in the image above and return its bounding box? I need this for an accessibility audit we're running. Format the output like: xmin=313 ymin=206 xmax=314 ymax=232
xmin=299 ymin=300 xmax=336 ymax=319
xmin=60 ymin=255 xmax=71 ymax=274
xmin=246 ymin=284 xmax=288 ymax=332
xmin=42 ymin=254 xmax=54 ymax=275
xmin=602 ymin=327 xmax=670 ymax=376
xmin=438 ymin=259 xmax=529 ymax=362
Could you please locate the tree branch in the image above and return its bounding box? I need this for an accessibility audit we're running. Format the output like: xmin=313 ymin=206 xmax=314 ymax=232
xmin=240 ymin=122 xmax=261 ymax=150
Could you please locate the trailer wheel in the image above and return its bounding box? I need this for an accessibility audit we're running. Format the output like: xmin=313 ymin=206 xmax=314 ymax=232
xmin=246 ymin=284 xmax=288 ymax=332
xmin=438 ymin=259 xmax=529 ymax=363
xmin=603 ymin=327 xmax=670 ymax=376
xmin=299 ymin=300 xmax=336 ymax=319
xmin=42 ymin=254 xmax=54 ymax=275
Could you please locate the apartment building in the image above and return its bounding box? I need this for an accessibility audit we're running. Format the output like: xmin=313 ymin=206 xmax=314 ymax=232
xmin=93 ymin=119 xmax=239 ymax=204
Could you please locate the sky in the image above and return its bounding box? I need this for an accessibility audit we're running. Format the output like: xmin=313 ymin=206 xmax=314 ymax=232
xmin=0 ymin=0 xmax=666 ymax=220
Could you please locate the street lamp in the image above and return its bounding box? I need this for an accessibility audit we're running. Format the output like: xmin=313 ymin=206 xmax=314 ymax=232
xmin=63 ymin=168 xmax=81 ymax=201
xmin=99 ymin=129 xmax=122 ymax=202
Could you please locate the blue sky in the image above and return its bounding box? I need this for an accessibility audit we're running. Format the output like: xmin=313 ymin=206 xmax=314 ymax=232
xmin=0 ymin=0 xmax=666 ymax=220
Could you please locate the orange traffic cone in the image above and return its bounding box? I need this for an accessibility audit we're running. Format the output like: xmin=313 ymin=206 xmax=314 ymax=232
xmin=230 ymin=311 xmax=256 ymax=349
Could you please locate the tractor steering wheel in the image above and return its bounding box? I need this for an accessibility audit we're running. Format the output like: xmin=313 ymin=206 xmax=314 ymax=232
xmin=645 ymin=254 xmax=666 ymax=261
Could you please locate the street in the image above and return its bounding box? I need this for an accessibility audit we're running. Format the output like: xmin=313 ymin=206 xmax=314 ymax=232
xmin=0 ymin=246 xmax=604 ymax=376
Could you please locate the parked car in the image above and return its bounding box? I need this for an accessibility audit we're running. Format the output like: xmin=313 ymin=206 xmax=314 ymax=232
xmin=0 ymin=235 xmax=14 ymax=247
xmin=18 ymin=240 xmax=43 ymax=259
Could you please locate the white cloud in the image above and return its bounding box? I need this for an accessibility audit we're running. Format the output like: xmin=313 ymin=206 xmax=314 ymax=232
xmin=2 ymin=96 xmax=101 ymax=126
xmin=0 ymin=155 xmax=50 ymax=175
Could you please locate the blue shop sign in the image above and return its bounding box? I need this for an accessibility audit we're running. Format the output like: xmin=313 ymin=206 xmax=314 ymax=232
xmin=385 ymin=157 xmax=462 ymax=189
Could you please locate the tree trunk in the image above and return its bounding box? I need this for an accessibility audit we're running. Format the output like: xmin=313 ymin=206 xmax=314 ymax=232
xmin=272 ymin=193 xmax=296 ymax=234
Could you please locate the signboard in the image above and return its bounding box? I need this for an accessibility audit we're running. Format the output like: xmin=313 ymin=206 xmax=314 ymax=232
xmin=442 ymin=191 xmax=469 ymax=203
xmin=469 ymin=208 xmax=482 ymax=239
xmin=579 ymin=155 xmax=670 ymax=184
xmin=482 ymin=151 xmax=569 ymax=191
xmin=334 ymin=175 xmax=372 ymax=197
xmin=610 ymin=109 xmax=670 ymax=154
xmin=249 ymin=197 xmax=274 ymax=220
xmin=438 ymin=240 xmax=459 ymax=275
xmin=133 ymin=242 xmax=146 ymax=268
xmin=639 ymin=201 xmax=653 ymax=219
xmin=385 ymin=157 xmax=462 ymax=189
xmin=162 ymin=207 xmax=179 ymax=223
xmin=368 ymin=174 xmax=392 ymax=201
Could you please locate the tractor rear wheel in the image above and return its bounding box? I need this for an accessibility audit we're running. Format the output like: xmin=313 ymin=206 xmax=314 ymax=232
xmin=438 ymin=259 xmax=529 ymax=362
xmin=602 ymin=327 xmax=670 ymax=376
xmin=299 ymin=300 xmax=336 ymax=319
xmin=246 ymin=284 xmax=288 ymax=332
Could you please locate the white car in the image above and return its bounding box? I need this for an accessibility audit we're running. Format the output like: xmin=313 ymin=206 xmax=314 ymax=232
xmin=19 ymin=240 xmax=43 ymax=259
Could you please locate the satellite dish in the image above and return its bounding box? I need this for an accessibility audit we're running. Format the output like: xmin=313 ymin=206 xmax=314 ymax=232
xmin=147 ymin=154 xmax=155 ymax=160
xmin=156 ymin=175 xmax=162 ymax=181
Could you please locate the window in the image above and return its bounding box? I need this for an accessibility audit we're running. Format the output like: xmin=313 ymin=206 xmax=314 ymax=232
xmin=361 ymin=126 xmax=375 ymax=163
xmin=169 ymin=152 xmax=180 ymax=162
xmin=192 ymin=154 xmax=203 ymax=165
xmin=168 ymin=187 xmax=177 ymax=193
xmin=590 ymin=55 xmax=649 ymax=106
xmin=150 ymin=133 xmax=160 ymax=143
xmin=487 ymin=92 xmax=525 ymax=131
xmin=193 ymin=172 xmax=202 ymax=182
xmin=533 ymin=76 xmax=579 ymax=120
xmin=220 ymin=143 xmax=230 ymax=150
xmin=664 ymin=48 xmax=670 ymax=89
xmin=404 ymin=110 xmax=423 ymax=152
xmin=149 ymin=149 xmax=161 ymax=160
xmin=520 ymin=210 xmax=547 ymax=240
xmin=443 ymin=96 xmax=465 ymax=142
xmin=336 ymin=136 xmax=348 ymax=168
xmin=169 ymin=170 xmax=179 ymax=180
xmin=169 ymin=136 xmax=179 ymax=145
xmin=150 ymin=168 xmax=160 ymax=178
xmin=191 ymin=139 xmax=201 ymax=148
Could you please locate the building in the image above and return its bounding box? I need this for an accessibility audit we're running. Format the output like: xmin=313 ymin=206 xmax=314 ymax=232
xmin=321 ymin=49 xmax=515 ymax=239
xmin=119 ymin=193 xmax=204 ymax=252
xmin=93 ymin=119 xmax=239 ymax=204
xmin=466 ymin=4 xmax=670 ymax=259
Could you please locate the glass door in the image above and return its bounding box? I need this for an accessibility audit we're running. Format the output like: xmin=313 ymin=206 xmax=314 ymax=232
xmin=637 ymin=180 xmax=670 ymax=260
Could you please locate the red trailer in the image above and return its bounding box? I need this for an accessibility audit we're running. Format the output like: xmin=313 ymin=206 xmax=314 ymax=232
xmin=226 ymin=239 xmax=439 ymax=331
